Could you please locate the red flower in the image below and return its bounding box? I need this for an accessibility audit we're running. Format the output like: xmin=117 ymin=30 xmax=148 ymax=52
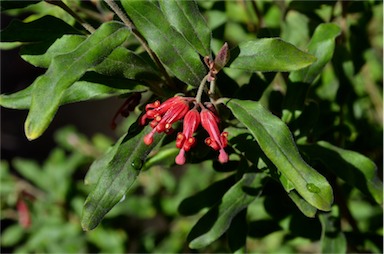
xmin=141 ymin=96 xmax=190 ymax=145
xmin=141 ymin=96 xmax=229 ymax=165
xmin=17 ymin=198 xmax=31 ymax=229
xmin=200 ymin=108 xmax=229 ymax=163
xmin=175 ymin=109 xmax=200 ymax=165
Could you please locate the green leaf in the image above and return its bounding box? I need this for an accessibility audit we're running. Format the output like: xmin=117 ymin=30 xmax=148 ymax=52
xmin=0 ymin=72 xmax=146 ymax=110
xmin=93 ymin=47 xmax=160 ymax=81
xmin=1 ymin=224 xmax=25 ymax=247
xmin=319 ymin=208 xmax=347 ymax=254
xmin=289 ymin=23 xmax=341 ymax=84
xmin=188 ymin=172 xmax=264 ymax=249
xmin=299 ymin=141 xmax=383 ymax=205
xmin=122 ymin=0 xmax=207 ymax=86
xmin=178 ymin=174 xmax=236 ymax=216
xmin=24 ymin=21 xmax=130 ymax=140
xmin=12 ymin=158 xmax=47 ymax=190
xmin=141 ymin=147 xmax=180 ymax=171
xmin=20 ymin=35 xmax=86 ymax=68
xmin=159 ymin=0 xmax=211 ymax=56
xmin=228 ymin=38 xmax=316 ymax=72
xmin=84 ymin=135 xmax=125 ymax=186
xmin=0 ymin=15 xmax=81 ymax=42
xmin=81 ymin=124 xmax=165 ymax=231
xmin=226 ymin=99 xmax=333 ymax=211
xmin=288 ymin=191 xmax=317 ymax=218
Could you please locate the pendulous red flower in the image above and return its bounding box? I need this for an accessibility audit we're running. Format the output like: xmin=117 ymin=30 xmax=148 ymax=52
xmin=140 ymin=96 xmax=191 ymax=145
xmin=175 ymin=108 xmax=200 ymax=165
xmin=200 ymin=108 xmax=229 ymax=164
xmin=141 ymin=96 xmax=229 ymax=165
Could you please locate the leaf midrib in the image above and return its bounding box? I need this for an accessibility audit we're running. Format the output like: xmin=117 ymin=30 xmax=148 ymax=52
xmin=127 ymin=2 xmax=202 ymax=83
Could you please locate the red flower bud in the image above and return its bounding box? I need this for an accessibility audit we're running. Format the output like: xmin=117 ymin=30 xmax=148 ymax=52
xmin=201 ymin=109 xmax=228 ymax=163
xmin=175 ymin=109 xmax=200 ymax=165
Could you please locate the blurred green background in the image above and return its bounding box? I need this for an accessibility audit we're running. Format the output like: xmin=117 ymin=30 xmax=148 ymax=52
xmin=1 ymin=0 xmax=382 ymax=253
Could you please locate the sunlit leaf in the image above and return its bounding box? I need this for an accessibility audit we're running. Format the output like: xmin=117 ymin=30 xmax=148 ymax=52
xmin=159 ymin=0 xmax=211 ymax=56
xmin=122 ymin=0 xmax=206 ymax=86
xmin=290 ymin=23 xmax=341 ymax=84
xmin=299 ymin=141 xmax=383 ymax=205
xmin=228 ymin=38 xmax=316 ymax=72
xmin=20 ymin=34 xmax=86 ymax=68
xmin=24 ymin=21 xmax=130 ymax=140
xmin=0 ymin=72 xmax=146 ymax=110
xmin=188 ymin=172 xmax=264 ymax=249
xmin=226 ymin=99 xmax=333 ymax=211
xmin=93 ymin=47 xmax=160 ymax=81
xmin=81 ymin=124 xmax=165 ymax=231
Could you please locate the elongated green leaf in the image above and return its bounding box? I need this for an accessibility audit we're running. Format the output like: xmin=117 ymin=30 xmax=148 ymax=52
xmin=228 ymin=38 xmax=316 ymax=72
xmin=178 ymin=174 xmax=236 ymax=216
xmin=12 ymin=158 xmax=47 ymax=190
xmin=0 ymin=72 xmax=146 ymax=110
xmin=24 ymin=22 xmax=130 ymax=140
xmin=319 ymin=209 xmax=347 ymax=253
xmin=93 ymin=47 xmax=159 ymax=81
xmin=84 ymin=135 xmax=125 ymax=186
xmin=289 ymin=23 xmax=341 ymax=84
xmin=226 ymin=99 xmax=333 ymax=211
xmin=299 ymin=141 xmax=383 ymax=205
xmin=0 ymin=15 xmax=81 ymax=42
xmin=188 ymin=172 xmax=264 ymax=249
xmin=288 ymin=191 xmax=317 ymax=218
xmin=0 ymin=224 xmax=25 ymax=247
xmin=159 ymin=0 xmax=211 ymax=56
xmin=20 ymin=35 xmax=86 ymax=68
xmin=81 ymin=124 xmax=164 ymax=231
xmin=122 ymin=0 xmax=206 ymax=86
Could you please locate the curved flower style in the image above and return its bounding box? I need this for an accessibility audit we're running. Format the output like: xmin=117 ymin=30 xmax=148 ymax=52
xmin=141 ymin=96 xmax=229 ymax=165
xmin=200 ymin=109 xmax=228 ymax=164
xmin=175 ymin=108 xmax=200 ymax=165
xmin=140 ymin=96 xmax=190 ymax=145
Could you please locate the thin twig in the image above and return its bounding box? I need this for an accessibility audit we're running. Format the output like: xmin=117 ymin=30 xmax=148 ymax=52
xmin=45 ymin=0 xmax=96 ymax=33
xmin=104 ymin=0 xmax=175 ymax=89
xmin=195 ymin=74 xmax=209 ymax=104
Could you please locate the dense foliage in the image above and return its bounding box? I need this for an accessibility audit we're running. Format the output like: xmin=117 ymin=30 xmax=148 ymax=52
xmin=1 ymin=0 xmax=382 ymax=253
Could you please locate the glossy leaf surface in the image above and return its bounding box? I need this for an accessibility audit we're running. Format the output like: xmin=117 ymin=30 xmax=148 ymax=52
xmin=122 ymin=0 xmax=206 ymax=86
xmin=24 ymin=22 xmax=129 ymax=140
xmin=229 ymin=38 xmax=316 ymax=72
xmin=0 ymin=74 xmax=146 ymax=110
xmin=94 ymin=47 xmax=159 ymax=81
xmin=159 ymin=0 xmax=211 ymax=56
xmin=226 ymin=99 xmax=333 ymax=211
xmin=84 ymin=135 xmax=125 ymax=186
xmin=20 ymin=35 xmax=86 ymax=68
xmin=289 ymin=23 xmax=341 ymax=84
xmin=81 ymin=124 xmax=164 ymax=231
xmin=188 ymin=172 xmax=264 ymax=249
xmin=299 ymin=141 xmax=383 ymax=205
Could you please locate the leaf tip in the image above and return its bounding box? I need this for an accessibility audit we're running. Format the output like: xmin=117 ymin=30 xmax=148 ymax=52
xmin=24 ymin=122 xmax=40 ymax=141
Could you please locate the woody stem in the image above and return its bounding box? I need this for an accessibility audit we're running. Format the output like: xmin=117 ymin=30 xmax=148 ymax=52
xmin=195 ymin=74 xmax=209 ymax=104
xmin=104 ymin=0 xmax=175 ymax=89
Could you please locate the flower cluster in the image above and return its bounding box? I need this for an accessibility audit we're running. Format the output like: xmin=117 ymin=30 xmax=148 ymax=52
xmin=140 ymin=96 xmax=228 ymax=165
